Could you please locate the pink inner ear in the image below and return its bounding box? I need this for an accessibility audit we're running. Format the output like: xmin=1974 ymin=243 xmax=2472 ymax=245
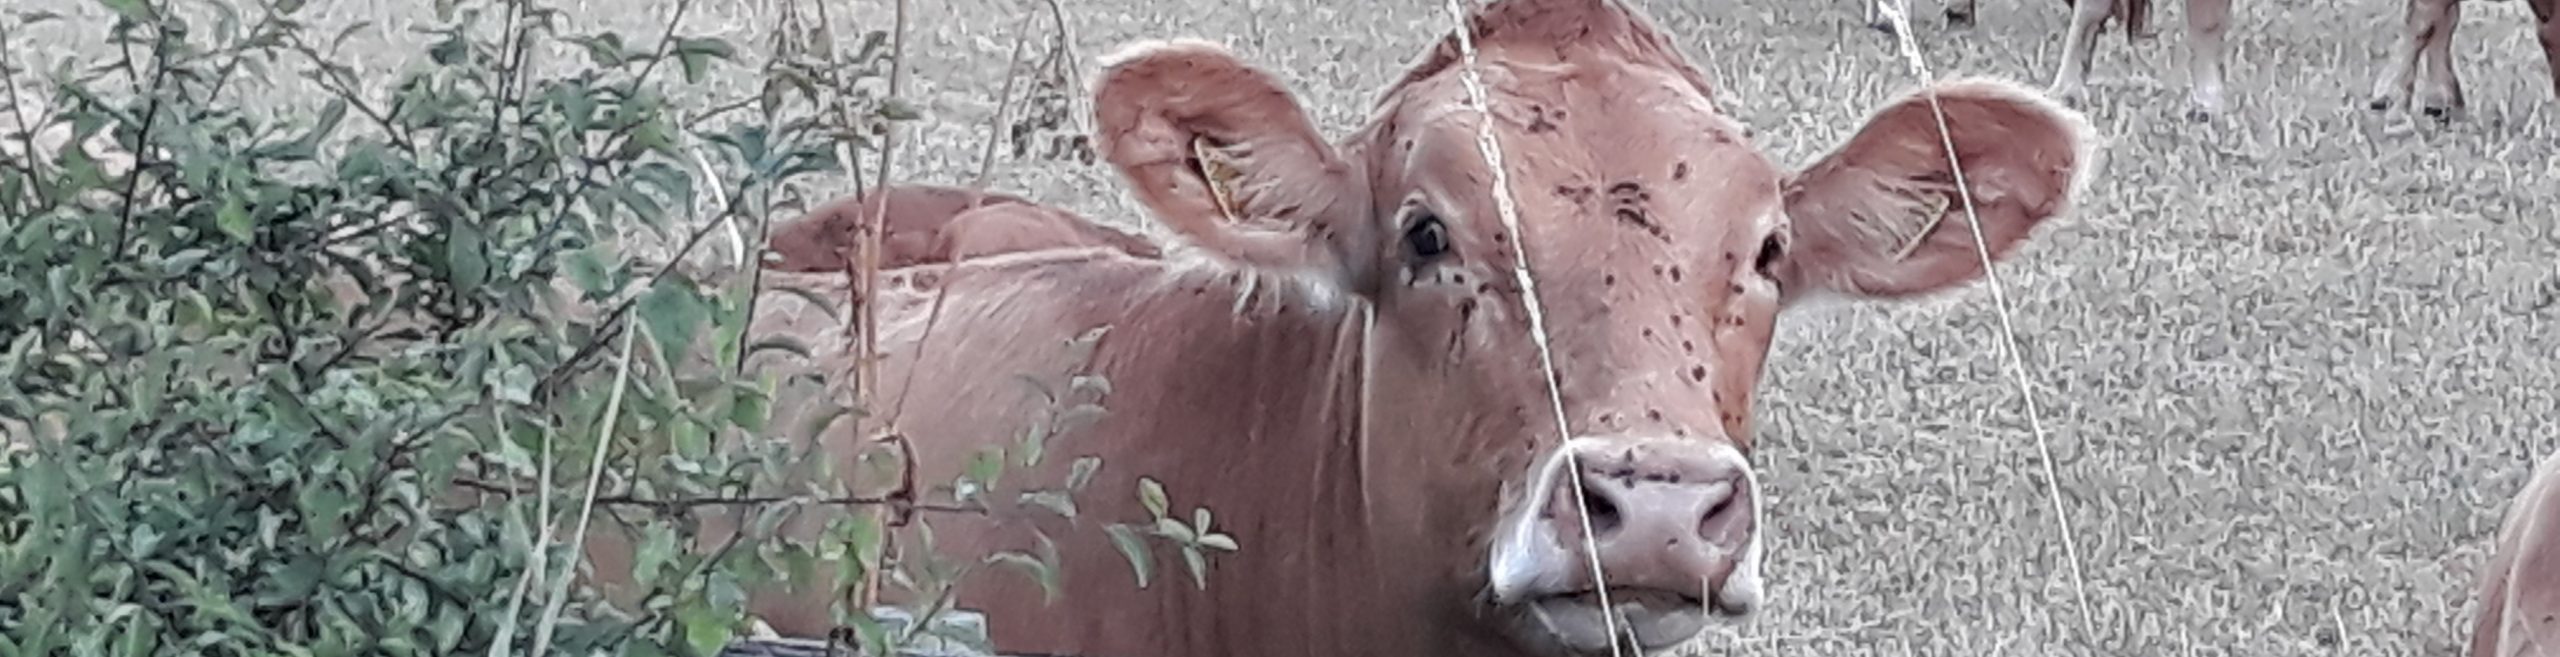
xmin=1778 ymin=78 xmax=2092 ymax=301
xmin=1089 ymin=40 xmax=1374 ymax=282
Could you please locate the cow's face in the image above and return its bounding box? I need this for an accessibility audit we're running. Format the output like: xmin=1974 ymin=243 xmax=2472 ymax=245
xmin=1091 ymin=2 xmax=2094 ymax=655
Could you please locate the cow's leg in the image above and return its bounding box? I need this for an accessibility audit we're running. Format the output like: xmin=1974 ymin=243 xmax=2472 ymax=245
xmin=1945 ymin=0 xmax=1979 ymax=26
xmin=2532 ymin=0 xmax=2560 ymax=102
xmin=2369 ymin=0 xmax=2451 ymax=113
xmin=2418 ymin=0 xmax=2468 ymax=118
xmin=2184 ymin=0 xmax=2233 ymax=121
xmin=2049 ymin=0 xmax=2115 ymax=106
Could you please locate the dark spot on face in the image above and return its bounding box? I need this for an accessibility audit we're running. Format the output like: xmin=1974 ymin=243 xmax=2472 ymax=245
xmin=1673 ymin=161 xmax=1690 ymax=181
xmin=1669 ymin=266 xmax=1683 ymax=283
xmin=1682 ymin=340 xmax=1694 ymax=352
xmin=1689 ymin=365 xmax=1706 ymax=381
xmin=1645 ymin=408 xmax=1662 ymax=422
xmin=1458 ymin=297 xmax=1479 ymax=322
xmin=1493 ymin=232 xmax=1508 ymax=244
xmin=1729 ymin=283 xmax=1745 ymax=295
xmin=1604 ymin=274 xmax=1616 ymax=286
xmin=1673 ymin=427 xmax=1688 ymax=437
xmin=1642 ymin=327 xmax=1654 ymax=338
xmin=1614 ymin=207 xmax=1658 ymax=233
xmin=1670 ymin=314 xmax=1684 ymax=326
xmin=1477 ymin=282 xmax=1496 ymax=295
xmin=1525 ymin=104 xmax=1557 ymax=134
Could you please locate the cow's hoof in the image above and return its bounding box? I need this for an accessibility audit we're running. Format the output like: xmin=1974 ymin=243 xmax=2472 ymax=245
xmin=2367 ymin=95 xmax=2397 ymax=111
xmin=2422 ymin=104 xmax=2458 ymax=122
xmin=1944 ymin=8 xmax=1974 ymax=27
xmin=2185 ymin=106 xmax=2215 ymax=123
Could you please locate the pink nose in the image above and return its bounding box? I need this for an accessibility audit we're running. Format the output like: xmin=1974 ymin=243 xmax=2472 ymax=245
xmin=1542 ymin=440 xmax=1756 ymax=614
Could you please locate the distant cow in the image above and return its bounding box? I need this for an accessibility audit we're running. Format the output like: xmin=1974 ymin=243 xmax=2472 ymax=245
xmin=585 ymin=0 xmax=2102 ymax=655
xmin=1864 ymin=0 xmax=2232 ymax=121
xmin=2471 ymin=447 xmax=2560 ymax=657
xmin=762 ymin=183 xmax=1161 ymax=273
xmin=2369 ymin=0 xmax=2560 ymax=119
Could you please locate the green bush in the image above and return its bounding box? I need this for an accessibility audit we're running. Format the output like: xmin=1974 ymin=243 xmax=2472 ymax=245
xmin=0 ymin=0 xmax=1229 ymax=655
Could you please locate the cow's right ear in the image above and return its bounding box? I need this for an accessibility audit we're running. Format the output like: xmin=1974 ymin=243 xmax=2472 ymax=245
xmin=1091 ymin=39 xmax=1377 ymax=288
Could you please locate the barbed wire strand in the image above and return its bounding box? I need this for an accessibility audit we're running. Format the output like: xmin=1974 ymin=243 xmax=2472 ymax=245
xmin=1872 ymin=0 xmax=2096 ymax=637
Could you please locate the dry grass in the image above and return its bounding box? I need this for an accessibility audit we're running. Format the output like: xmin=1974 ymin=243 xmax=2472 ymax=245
xmin=13 ymin=0 xmax=2560 ymax=654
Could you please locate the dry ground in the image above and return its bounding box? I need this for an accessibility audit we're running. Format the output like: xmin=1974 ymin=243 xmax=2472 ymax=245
xmin=11 ymin=0 xmax=2560 ymax=654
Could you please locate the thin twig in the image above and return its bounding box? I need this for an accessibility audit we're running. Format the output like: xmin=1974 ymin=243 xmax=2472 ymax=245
xmin=528 ymin=310 xmax=638 ymax=657
xmin=971 ymin=8 xmax=1038 ymax=189
xmin=1 ymin=23 xmax=57 ymax=204
xmin=851 ymin=0 xmax=912 ymax=617
xmin=112 ymin=9 xmax=177 ymax=255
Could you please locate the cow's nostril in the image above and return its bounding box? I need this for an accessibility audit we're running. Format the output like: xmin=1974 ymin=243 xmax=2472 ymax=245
xmin=1696 ymin=482 xmax=1749 ymax=546
xmin=1575 ymin=483 xmax=1622 ymax=535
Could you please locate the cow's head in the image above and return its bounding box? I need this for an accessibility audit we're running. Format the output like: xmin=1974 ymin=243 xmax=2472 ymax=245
xmin=1091 ymin=1 xmax=2094 ymax=654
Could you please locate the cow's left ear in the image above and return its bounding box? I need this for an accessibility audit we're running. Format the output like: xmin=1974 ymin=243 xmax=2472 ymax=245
xmin=1773 ymin=77 xmax=2097 ymax=303
xmin=1090 ymin=39 xmax=1379 ymax=290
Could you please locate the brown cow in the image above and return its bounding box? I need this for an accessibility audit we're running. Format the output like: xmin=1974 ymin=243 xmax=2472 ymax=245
xmin=2368 ymin=0 xmax=2560 ymax=119
xmin=1861 ymin=0 xmax=2229 ymax=121
xmin=588 ymin=0 xmax=2101 ymax=655
xmin=762 ymin=182 xmax=1161 ymax=273
xmin=2047 ymin=0 xmax=2233 ymax=121
xmin=2471 ymin=447 xmax=2560 ymax=657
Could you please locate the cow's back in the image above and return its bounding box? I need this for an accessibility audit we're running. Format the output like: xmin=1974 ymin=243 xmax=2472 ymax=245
xmin=652 ymin=250 xmax=1425 ymax=657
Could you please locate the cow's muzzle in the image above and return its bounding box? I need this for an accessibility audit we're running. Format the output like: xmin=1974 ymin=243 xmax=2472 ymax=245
xmin=1487 ymin=437 xmax=1764 ymax=655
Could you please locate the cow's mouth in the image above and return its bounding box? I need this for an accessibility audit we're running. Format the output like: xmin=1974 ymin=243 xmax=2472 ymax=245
xmin=1525 ymin=586 xmax=1707 ymax=654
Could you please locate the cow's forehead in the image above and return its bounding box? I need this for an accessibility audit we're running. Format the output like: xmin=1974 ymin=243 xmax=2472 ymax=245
xmin=1376 ymin=60 xmax=1784 ymax=249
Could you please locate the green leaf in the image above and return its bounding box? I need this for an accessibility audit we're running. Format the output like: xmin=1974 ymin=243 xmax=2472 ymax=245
xmin=94 ymin=0 xmax=149 ymax=21
xmin=1052 ymin=403 xmax=1107 ymax=438
xmin=1181 ymin=547 xmax=1211 ymax=590
xmin=565 ymin=244 xmax=620 ymax=298
xmin=216 ymin=196 xmax=253 ymax=243
xmin=984 ymin=549 xmax=1059 ymax=604
xmin=676 ymin=601 xmax=731 ymax=656
xmin=1198 ymin=532 xmax=1239 ymax=552
xmin=1017 ymin=489 xmax=1075 ymax=520
xmin=1102 ymin=523 xmax=1152 ymax=589
xmin=877 ymin=97 xmax=923 ymax=122
xmin=445 ymin=222 xmax=487 ymax=290
xmin=1065 ymin=457 xmax=1099 ymax=491
xmin=959 ymin=446 xmax=1005 ymax=502
xmin=1137 ymin=476 xmax=1167 ymax=520
xmin=633 ymin=524 xmax=678 ymax=583
xmin=637 ymin=280 xmax=708 ymax=366
xmin=1152 ymin=517 xmax=1194 ymax=544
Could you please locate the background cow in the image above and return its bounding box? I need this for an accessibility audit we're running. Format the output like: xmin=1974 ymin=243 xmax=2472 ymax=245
xmin=1862 ymin=0 xmax=2230 ymax=121
xmin=762 ymin=182 xmax=1161 ymax=273
xmin=2369 ymin=0 xmax=2560 ymax=119
xmin=2471 ymin=447 xmax=2560 ymax=657
xmin=595 ymin=0 xmax=2101 ymax=655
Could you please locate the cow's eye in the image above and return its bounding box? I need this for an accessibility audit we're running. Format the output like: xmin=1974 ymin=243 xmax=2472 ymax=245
xmin=1752 ymin=233 xmax=1786 ymax=278
xmin=1404 ymin=214 xmax=1452 ymax=260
